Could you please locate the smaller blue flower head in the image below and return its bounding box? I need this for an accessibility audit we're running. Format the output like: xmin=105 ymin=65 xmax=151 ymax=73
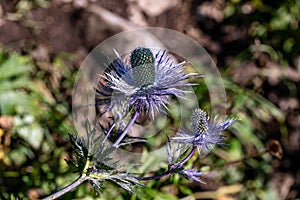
xmin=172 ymin=109 xmax=236 ymax=157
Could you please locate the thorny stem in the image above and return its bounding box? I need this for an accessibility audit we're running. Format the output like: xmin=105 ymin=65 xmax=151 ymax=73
xmin=171 ymin=146 xmax=197 ymax=168
xmin=113 ymin=111 xmax=139 ymax=147
xmin=135 ymin=146 xmax=197 ymax=181
xmin=42 ymin=159 xmax=91 ymax=200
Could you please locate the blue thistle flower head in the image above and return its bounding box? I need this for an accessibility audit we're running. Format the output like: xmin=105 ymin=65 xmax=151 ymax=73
xmin=97 ymin=47 xmax=194 ymax=121
xmin=172 ymin=109 xmax=236 ymax=157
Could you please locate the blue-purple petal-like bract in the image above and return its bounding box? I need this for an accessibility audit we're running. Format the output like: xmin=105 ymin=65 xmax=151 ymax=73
xmin=179 ymin=169 xmax=205 ymax=183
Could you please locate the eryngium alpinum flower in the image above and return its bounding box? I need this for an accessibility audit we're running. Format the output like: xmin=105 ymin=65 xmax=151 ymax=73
xmin=97 ymin=47 xmax=195 ymax=121
xmin=172 ymin=109 xmax=236 ymax=157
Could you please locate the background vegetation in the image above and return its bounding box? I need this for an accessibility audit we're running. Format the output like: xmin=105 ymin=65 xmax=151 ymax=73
xmin=0 ymin=0 xmax=299 ymax=199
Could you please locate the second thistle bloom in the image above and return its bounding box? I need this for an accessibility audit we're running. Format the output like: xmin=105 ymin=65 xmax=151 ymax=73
xmin=98 ymin=47 xmax=195 ymax=121
xmin=172 ymin=109 xmax=236 ymax=157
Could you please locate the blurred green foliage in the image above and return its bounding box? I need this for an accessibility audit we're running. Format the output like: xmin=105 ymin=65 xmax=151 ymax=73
xmin=0 ymin=49 xmax=75 ymax=199
xmin=225 ymin=0 xmax=300 ymax=64
xmin=1 ymin=0 xmax=299 ymax=199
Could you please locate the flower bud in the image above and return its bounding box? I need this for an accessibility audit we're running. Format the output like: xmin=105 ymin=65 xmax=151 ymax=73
xmin=130 ymin=47 xmax=155 ymax=87
xmin=191 ymin=109 xmax=208 ymax=134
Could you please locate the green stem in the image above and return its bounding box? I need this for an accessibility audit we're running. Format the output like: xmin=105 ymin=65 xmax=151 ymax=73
xmin=83 ymin=158 xmax=91 ymax=174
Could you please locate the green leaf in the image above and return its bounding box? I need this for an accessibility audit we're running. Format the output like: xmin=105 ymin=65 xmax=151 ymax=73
xmin=0 ymin=91 xmax=41 ymax=115
xmin=0 ymin=54 xmax=32 ymax=80
xmin=14 ymin=116 xmax=44 ymax=149
xmin=143 ymin=187 xmax=178 ymax=200
xmin=0 ymin=76 xmax=33 ymax=91
xmin=179 ymin=185 xmax=193 ymax=196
